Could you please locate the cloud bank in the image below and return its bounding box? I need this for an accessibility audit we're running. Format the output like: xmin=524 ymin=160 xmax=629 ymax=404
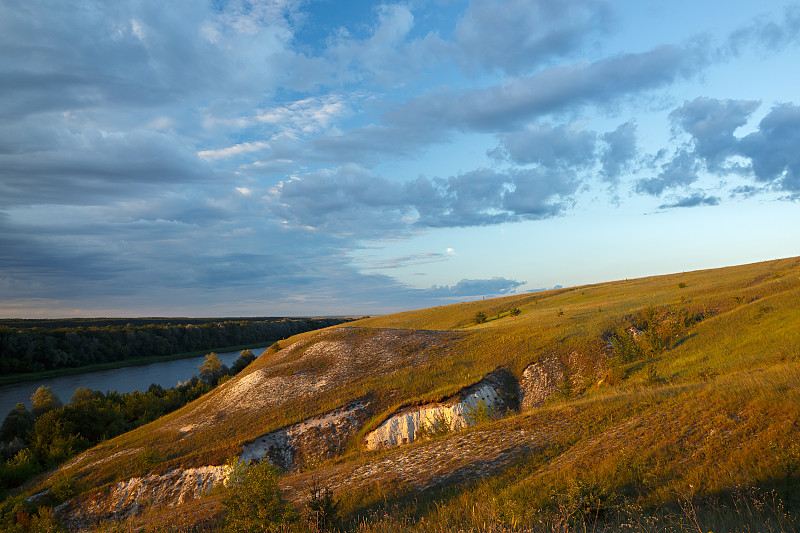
xmin=1 ymin=0 xmax=800 ymax=316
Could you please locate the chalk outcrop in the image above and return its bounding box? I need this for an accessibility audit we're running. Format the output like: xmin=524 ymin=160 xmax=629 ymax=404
xmin=519 ymin=351 xmax=608 ymax=409
xmin=240 ymin=399 xmax=374 ymax=471
xmin=365 ymin=370 xmax=515 ymax=450
xmin=61 ymin=465 xmax=230 ymax=528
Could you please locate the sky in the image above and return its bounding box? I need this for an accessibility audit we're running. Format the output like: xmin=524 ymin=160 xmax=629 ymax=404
xmin=1 ymin=0 xmax=800 ymax=318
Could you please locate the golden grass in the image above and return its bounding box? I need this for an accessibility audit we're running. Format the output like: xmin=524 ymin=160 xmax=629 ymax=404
xmin=18 ymin=255 xmax=800 ymax=531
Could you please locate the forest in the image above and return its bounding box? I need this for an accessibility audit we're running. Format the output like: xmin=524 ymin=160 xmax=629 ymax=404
xmin=0 ymin=317 xmax=350 ymax=375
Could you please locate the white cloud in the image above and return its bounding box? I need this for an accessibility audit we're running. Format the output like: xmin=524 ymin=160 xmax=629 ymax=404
xmin=198 ymin=141 xmax=271 ymax=161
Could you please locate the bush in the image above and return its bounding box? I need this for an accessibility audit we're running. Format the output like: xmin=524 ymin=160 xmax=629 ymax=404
xmin=223 ymin=459 xmax=297 ymax=533
xmin=474 ymin=312 xmax=487 ymax=324
xmin=0 ymin=449 xmax=42 ymax=489
xmin=611 ymin=327 xmax=644 ymax=363
xmin=464 ymin=400 xmax=498 ymax=425
xmin=416 ymin=411 xmax=453 ymax=440
xmin=305 ymin=479 xmax=340 ymax=531
xmin=559 ymin=477 xmax=618 ymax=524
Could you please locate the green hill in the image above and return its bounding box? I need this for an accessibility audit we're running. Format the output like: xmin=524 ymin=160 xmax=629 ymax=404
xmin=4 ymin=256 xmax=800 ymax=532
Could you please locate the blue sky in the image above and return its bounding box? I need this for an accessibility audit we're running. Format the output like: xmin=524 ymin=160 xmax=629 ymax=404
xmin=1 ymin=0 xmax=800 ymax=318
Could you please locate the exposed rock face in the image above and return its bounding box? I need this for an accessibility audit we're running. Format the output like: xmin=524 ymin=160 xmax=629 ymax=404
xmin=365 ymin=370 xmax=516 ymax=450
xmin=240 ymin=399 xmax=374 ymax=471
xmin=60 ymin=465 xmax=230 ymax=528
xmin=519 ymin=356 xmax=565 ymax=410
xmin=519 ymin=352 xmax=607 ymax=409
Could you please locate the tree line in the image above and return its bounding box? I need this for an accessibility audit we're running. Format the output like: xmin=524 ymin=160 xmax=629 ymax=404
xmin=0 ymin=317 xmax=349 ymax=375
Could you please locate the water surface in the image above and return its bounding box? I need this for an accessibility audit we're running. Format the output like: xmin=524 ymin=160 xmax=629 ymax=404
xmin=0 ymin=347 xmax=267 ymax=417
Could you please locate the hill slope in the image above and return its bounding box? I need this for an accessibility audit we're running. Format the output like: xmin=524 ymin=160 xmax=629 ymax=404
xmin=9 ymin=257 xmax=800 ymax=531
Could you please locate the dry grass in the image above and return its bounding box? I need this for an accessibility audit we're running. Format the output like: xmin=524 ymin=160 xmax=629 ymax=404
xmin=14 ymin=256 xmax=800 ymax=531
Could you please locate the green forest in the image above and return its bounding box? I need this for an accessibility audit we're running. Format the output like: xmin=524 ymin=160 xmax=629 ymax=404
xmin=0 ymin=317 xmax=349 ymax=376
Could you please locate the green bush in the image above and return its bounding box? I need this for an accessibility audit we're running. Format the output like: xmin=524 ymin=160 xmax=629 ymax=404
xmin=0 ymin=449 xmax=42 ymax=489
xmin=463 ymin=400 xmax=498 ymax=425
xmin=223 ymin=458 xmax=297 ymax=533
xmin=305 ymin=479 xmax=340 ymax=531
xmin=416 ymin=411 xmax=453 ymax=440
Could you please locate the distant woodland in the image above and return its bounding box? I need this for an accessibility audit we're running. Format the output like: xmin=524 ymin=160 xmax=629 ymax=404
xmin=0 ymin=317 xmax=350 ymax=375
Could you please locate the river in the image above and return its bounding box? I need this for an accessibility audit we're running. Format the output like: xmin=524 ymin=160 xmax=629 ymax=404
xmin=0 ymin=347 xmax=268 ymax=418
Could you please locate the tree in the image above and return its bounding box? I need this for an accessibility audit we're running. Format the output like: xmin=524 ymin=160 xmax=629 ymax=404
xmin=70 ymin=387 xmax=101 ymax=405
xmin=0 ymin=403 xmax=34 ymax=443
xmin=474 ymin=311 xmax=487 ymax=324
xmin=223 ymin=459 xmax=296 ymax=532
xmin=31 ymin=386 xmax=62 ymax=417
xmin=230 ymin=349 xmax=256 ymax=374
xmin=305 ymin=479 xmax=340 ymax=531
xmin=198 ymin=352 xmax=228 ymax=386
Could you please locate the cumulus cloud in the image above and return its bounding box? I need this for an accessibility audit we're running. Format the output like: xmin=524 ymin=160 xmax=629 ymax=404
xmin=385 ymin=44 xmax=709 ymax=133
xmin=600 ymin=120 xmax=638 ymax=183
xmin=452 ymin=0 xmax=611 ymax=75
xmin=726 ymin=3 xmax=800 ymax=54
xmin=739 ymin=104 xmax=800 ymax=191
xmin=424 ymin=277 xmax=524 ymax=298
xmin=493 ymin=124 xmax=598 ymax=168
xmin=268 ymin=164 xmax=410 ymax=236
xmin=0 ymin=0 xmax=293 ymax=121
xmin=643 ymin=100 xmax=800 ymax=196
xmin=502 ymin=168 xmax=579 ymax=218
xmin=669 ymin=97 xmax=760 ymax=172
xmin=658 ymin=193 xmax=721 ymax=209
xmin=268 ymin=165 xmax=579 ymax=234
xmin=636 ymin=150 xmax=700 ymax=196
xmin=0 ymin=124 xmax=215 ymax=207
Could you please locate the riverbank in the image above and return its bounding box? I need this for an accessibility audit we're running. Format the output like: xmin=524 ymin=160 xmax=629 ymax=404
xmin=0 ymin=342 xmax=275 ymax=386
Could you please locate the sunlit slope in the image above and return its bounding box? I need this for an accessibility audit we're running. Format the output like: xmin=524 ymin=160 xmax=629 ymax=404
xmin=41 ymin=256 xmax=800 ymax=528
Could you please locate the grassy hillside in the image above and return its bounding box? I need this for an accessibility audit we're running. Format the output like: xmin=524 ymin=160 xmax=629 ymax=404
xmin=5 ymin=256 xmax=800 ymax=531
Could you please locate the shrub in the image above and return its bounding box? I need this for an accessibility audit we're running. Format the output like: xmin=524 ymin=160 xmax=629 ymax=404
xmin=305 ymin=479 xmax=340 ymax=531
xmin=474 ymin=312 xmax=487 ymax=324
xmin=416 ymin=411 xmax=453 ymax=440
xmin=559 ymin=477 xmax=618 ymax=524
xmin=223 ymin=459 xmax=297 ymax=533
xmin=463 ymin=400 xmax=498 ymax=425
xmin=0 ymin=449 xmax=42 ymax=489
xmin=610 ymin=327 xmax=644 ymax=363
xmin=230 ymin=349 xmax=256 ymax=374
xmin=49 ymin=472 xmax=79 ymax=504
